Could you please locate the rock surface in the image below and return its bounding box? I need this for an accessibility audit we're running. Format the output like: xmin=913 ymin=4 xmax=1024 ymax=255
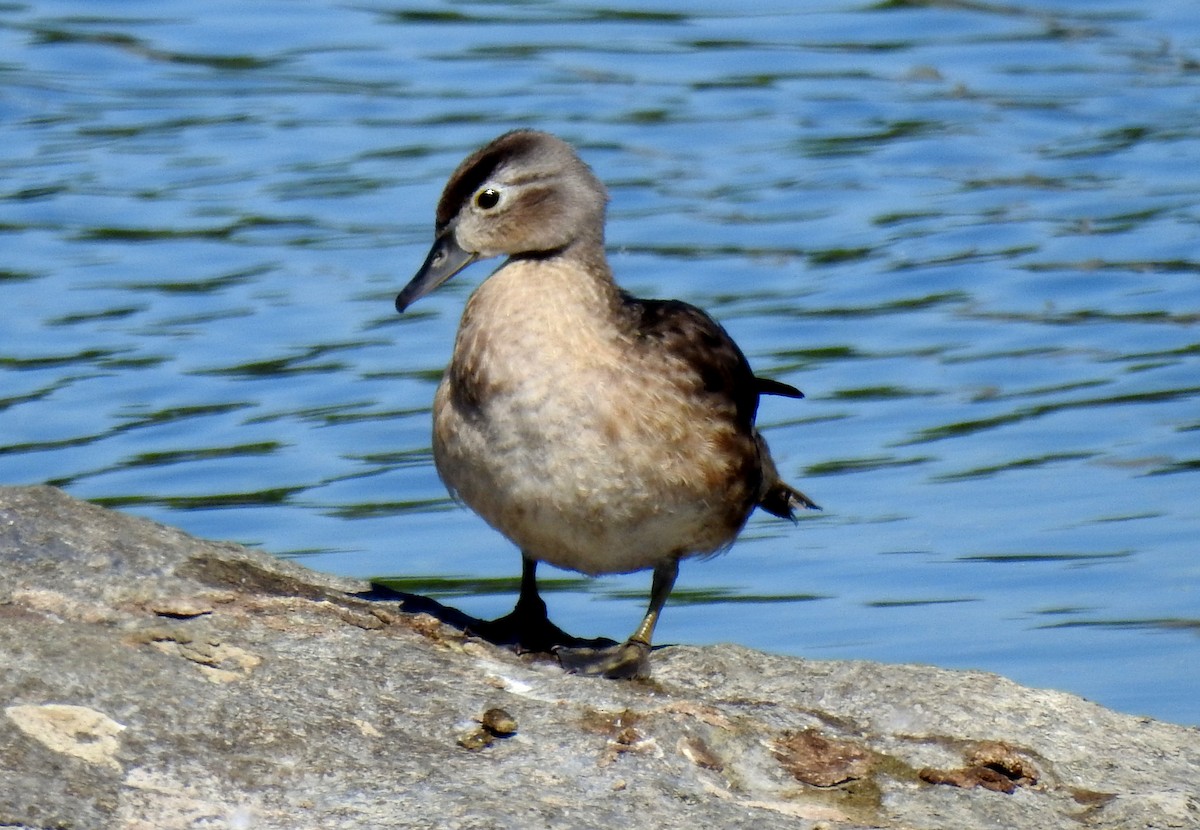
xmin=1 ymin=485 xmax=1197 ymax=830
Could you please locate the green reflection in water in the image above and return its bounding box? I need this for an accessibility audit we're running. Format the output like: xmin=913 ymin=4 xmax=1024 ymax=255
xmin=800 ymin=120 xmax=946 ymax=158
xmin=121 ymin=264 xmax=276 ymax=295
xmin=806 ymin=455 xmax=931 ymax=476
xmin=372 ymin=574 xmax=591 ymax=597
xmin=933 ymin=451 xmax=1095 ymax=482
xmin=32 ymin=27 xmax=280 ymax=70
xmin=830 ymin=385 xmax=938 ymax=400
xmin=908 ymin=386 xmax=1200 ymax=445
xmin=92 ymin=487 xmax=304 ymax=510
xmin=1147 ymin=458 xmax=1200 ymax=476
xmin=957 ymin=551 xmax=1132 ymax=564
xmin=323 ymin=498 xmax=457 ymax=519
xmin=865 ymin=598 xmax=976 ymax=608
xmin=1035 ymin=618 xmax=1200 ymax=635
xmin=121 ymin=442 xmax=284 ymax=468
xmin=607 ymin=587 xmax=827 ymax=605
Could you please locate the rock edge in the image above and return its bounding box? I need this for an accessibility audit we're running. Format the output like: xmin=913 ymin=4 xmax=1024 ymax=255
xmin=1 ymin=485 xmax=1197 ymax=830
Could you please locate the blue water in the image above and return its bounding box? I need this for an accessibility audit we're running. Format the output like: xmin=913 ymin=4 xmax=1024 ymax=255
xmin=2 ymin=0 xmax=1198 ymax=725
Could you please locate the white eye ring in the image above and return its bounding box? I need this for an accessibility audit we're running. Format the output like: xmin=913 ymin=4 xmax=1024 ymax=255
xmin=475 ymin=187 xmax=502 ymax=210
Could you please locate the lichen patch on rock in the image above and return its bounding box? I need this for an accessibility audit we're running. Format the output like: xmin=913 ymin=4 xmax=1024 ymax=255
xmin=6 ymin=703 xmax=126 ymax=770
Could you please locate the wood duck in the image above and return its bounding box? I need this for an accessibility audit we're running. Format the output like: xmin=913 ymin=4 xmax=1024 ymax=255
xmin=396 ymin=129 xmax=818 ymax=678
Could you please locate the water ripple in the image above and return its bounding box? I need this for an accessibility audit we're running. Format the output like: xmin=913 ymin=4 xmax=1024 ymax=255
xmin=1 ymin=0 xmax=1197 ymax=724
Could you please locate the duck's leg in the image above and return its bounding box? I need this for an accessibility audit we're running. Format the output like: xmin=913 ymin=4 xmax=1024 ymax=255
xmin=476 ymin=556 xmax=574 ymax=652
xmin=557 ymin=558 xmax=679 ymax=680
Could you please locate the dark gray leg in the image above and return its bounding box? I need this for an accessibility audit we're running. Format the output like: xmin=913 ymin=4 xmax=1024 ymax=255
xmin=513 ymin=555 xmax=547 ymax=620
xmin=478 ymin=555 xmax=574 ymax=652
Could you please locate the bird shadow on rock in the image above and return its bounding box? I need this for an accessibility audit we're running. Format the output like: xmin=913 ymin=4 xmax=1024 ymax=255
xmin=179 ymin=553 xmax=625 ymax=669
xmin=354 ymin=581 xmax=621 ymax=657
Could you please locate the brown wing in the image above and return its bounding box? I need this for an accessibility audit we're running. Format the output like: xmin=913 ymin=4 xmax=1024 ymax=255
xmin=622 ymin=296 xmax=764 ymax=429
xmin=621 ymin=294 xmax=820 ymax=518
xmin=622 ymin=296 xmax=804 ymax=424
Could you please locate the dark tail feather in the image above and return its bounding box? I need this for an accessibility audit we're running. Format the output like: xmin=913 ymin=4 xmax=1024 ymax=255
xmin=756 ymin=376 xmax=803 ymax=399
xmin=754 ymin=434 xmax=820 ymax=520
xmin=759 ymin=481 xmax=821 ymax=521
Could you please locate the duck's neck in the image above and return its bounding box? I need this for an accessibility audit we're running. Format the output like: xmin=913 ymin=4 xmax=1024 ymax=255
xmin=501 ymin=241 xmax=620 ymax=314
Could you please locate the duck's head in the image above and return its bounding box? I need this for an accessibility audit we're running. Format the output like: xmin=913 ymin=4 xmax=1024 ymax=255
xmin=396 ymin=130 xmax=609 ymax=313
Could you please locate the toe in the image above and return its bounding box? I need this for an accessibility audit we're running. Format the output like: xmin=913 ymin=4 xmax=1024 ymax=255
xmin=556 ymin=640 xmax=651 ymax=679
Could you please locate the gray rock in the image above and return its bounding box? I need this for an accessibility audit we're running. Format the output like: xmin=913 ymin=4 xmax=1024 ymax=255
xmin=1 ymin=485 xmax=1197 ymax=830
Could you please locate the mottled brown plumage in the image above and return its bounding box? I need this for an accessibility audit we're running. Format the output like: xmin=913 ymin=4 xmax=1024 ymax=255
xmin=396 ymin=129 xmax=818 ymax=678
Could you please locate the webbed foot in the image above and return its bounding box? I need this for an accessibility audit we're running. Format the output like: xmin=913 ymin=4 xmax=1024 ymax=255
xmin=474 ymin=609 xmax=576 ymax=654
xmin=555 ymin=639 xmax=652 ymax=680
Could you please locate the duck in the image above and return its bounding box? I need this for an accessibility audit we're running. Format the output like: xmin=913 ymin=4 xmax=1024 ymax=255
xmin=396 ymin=129 xmax=818 ymax=678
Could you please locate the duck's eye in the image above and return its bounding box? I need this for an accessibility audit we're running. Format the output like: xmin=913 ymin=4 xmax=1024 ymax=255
xmin=475 ymin=188 xmax=501 ymax=210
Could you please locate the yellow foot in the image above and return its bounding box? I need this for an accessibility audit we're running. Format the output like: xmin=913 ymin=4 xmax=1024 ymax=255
xmin=555 ymin=639 xmax=651 ymax=680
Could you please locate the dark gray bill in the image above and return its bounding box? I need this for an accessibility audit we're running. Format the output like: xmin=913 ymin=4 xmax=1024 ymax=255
xmin=395 ymin=229 xmax=478 ymax=313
